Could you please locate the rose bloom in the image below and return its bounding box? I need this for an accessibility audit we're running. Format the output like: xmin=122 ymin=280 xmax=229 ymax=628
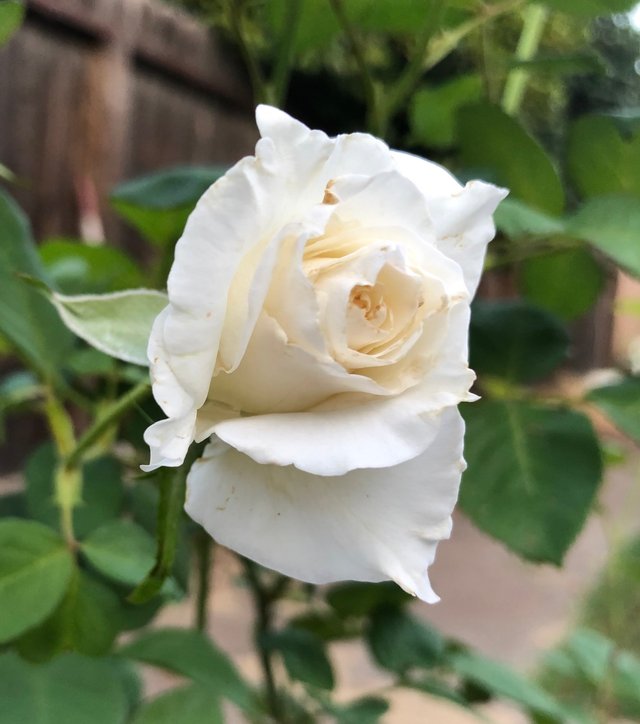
xmin=144 ymin=106 xmax=506 ymax=602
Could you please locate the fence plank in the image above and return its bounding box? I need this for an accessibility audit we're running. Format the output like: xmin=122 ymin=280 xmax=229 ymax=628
xmin=0 ymin=0 xmax=255 ymax=246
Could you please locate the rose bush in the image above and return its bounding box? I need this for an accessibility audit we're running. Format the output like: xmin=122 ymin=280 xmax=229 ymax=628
xmin=144 ymin=106 xmax=506 ymax=602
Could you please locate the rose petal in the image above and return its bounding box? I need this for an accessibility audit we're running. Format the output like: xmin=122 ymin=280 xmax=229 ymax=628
xmin=209 ymin=312 xmax=386 ymax=416
xmin=328 ymin=171 xmax=433 ymax=244
xmin=211 ymin=374 xmax=459 ymax=476
xmin=185 ymin=408 xmax=464 ymax=602
xmin=427 ymin=181 xmax=508 ymax=296
xmin=145 ymin=144 xmax=283 ymax=470
xmin=392 ymin=150 xmax=507 ymax=295
xmin=142 ymin=412 xmax=197 ymax=471
xmin=409 ymin=301 xmax=477 ymax=408
xmin=264 ymin=207 xmax=333 ymax=357
xmin=185 ymin=406 xmax=465 ymax=603
xmin=392 ymin=149 xmax=463 ymax=196
xmin=257 ymin=105 xmax=395 ymax=204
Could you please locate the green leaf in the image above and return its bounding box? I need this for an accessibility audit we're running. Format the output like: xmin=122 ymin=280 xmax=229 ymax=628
xmin=47 ymin=288 xmax=167 ymax=366
xmin=263 ymin=627 xmax=334 ymax=690
xmin=17 ymin=570 xmax=121 ymax=660
xmin=461 ymin=401 xmax=602 ymax=564
xmin=615 ymin=650 xmax=640 ymax=716
xmin=65 ymin=347 xmax=116 ymax=377
xmin=567 ymin=115 xmax=640 ymax=200
xmin=0 ymin=189 xmax=73 ymax=382
xmin=111 ymin=166 xmax=226 ymax=245
xmin=0 ymin=519 xmax=74 ymax=642
xmin=539 ymin=0 xmax=636 ymax=18
xmin=289 ymin=610 xmax=358 ymax=641
xmin=26 ymin=444 xmax=125 ymax=538
xmin=347 ymin=0 xmax=439 ymax=33
xmin=587 ymin=377 xmax=640 ymax=442
xmin=494 ymin=198 xmax=565 ymax=240
xmin=0 ymin=1 xmax=24 ymax=47
xmin=113 ymin=658 xmax=143 ymax=716
xmin=39 ymin=239 xmax=143 ymax=295
xmin=449 ymin=651 xmax=567 ymax=719
xmin=457 ymin=103 xmax=564 ymax=214
xmin=0 ymin=651 xmax=128 ymax=724
xmin=334 ymin=696 xmax=389 ymax=724
xmin=410 ymin=75 xmax=483 ymax=149
xmin=0 ymin=162 xmax=14 ymax=181
xmin=366 ymin=607 xmax=444 ymax=674
xmin=116 ymin=591 xmax=163 ymax=632
xmin=581 ymin=535 xmax=640 ymax=655
xmin=269 ymin=0 xmax=447 ymax=55
xmin=518 ymin=249 xmax=604 ymax=320
xmin=407 ymin=678 xmax=469 ymax=706
xmin=0 ymin=492 xmax=26 ymax=518
xmin=567 ymin=195 xmax=640 ymax=277
xmin=470 ymin=300 xmax=569 ymax=383
xmin=80 ymin=519 xmax=165 ymax=590
xmin=563 ymin=628 xmax=615 ymax=686
xmin=326 ymin=581 xmax=411 ymax=617
xmin=119 ymin=628 xmax=253 ymax=711
xmin=131 ymin=684 xmax=223 ymax=724
xmin=0 ymin=370 xmax=40 ymax=403
xmin=0 ymin=370 xmax=41 ymax=438
xmin=266 ymin=0 xmax=339 ymax=54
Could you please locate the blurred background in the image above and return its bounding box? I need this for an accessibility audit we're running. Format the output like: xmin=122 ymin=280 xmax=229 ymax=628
xmin=2 ymin=0 xmax=640 ymax=721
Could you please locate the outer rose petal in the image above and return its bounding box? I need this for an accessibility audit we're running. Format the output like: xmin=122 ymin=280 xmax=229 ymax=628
xmin=144 ymin=145 xmax=283 ymax=469
xmin=210 ymin=360 xmax=469 ymax=477
xmin=185 ymin=407 xmax=465 ymax=602
xmin=146 ymin=109 xmax=399 ymax=470
xmin=392 ymin=150 xmax=508 ymax=296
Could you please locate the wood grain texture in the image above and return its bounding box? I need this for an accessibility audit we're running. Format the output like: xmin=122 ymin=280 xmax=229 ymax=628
xmin=0 ymin=0 xmax=255 ymax=247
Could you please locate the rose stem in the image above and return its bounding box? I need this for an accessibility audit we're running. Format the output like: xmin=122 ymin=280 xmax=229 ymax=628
xmin=242 ymin=558 xmax=281 ymax=721
xmin=194 ymin=530 xmax=214 ymax=631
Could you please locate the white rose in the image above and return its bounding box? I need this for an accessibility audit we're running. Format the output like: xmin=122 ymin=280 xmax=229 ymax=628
xmin=144 ymin=106 xmax=507 ymax=602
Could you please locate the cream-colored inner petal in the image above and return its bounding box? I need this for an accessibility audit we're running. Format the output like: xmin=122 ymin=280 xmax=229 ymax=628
xmin=305 ymin=227 xmax=447 ymax=377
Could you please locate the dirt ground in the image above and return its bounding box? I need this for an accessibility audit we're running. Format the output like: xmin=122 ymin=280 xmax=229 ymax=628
xmin=146 ymin=433 xmax=640 ymax=723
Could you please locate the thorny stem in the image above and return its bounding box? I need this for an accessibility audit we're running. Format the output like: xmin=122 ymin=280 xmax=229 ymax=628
xmin=243 ymin=559 xmax=280 ymax=721
xmin=423 ymin=0 xmax=526 ymax=72
xmin=44 ymin=380 xmax=149 ymax=547
xmin=43 ymin=390 xmax=79 ymax=547
xmin=195 ymin=530 xmax=214 ymax=631
xmin=43 ymin=388 xmax=76 ymax=458
xmin=329 ymin=0 xmax=524 ymax=139
xmin=484 ymin=237 xmax=582 ymax=270
xmin=65 ymin=379 xmax=150 ymax=469
xmin=502 ymin=3 xmax=549 ymax=115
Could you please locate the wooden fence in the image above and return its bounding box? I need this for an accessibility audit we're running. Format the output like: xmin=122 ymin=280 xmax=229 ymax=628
xmin=0 ymin=0 xmax=258 ymax=470
xmin=0 ymin=0 xmax=257 ymax=245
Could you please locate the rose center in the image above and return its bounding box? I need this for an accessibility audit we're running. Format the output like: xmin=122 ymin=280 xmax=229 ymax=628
xmin=349 ymin=284 xmax=387 ymax=325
